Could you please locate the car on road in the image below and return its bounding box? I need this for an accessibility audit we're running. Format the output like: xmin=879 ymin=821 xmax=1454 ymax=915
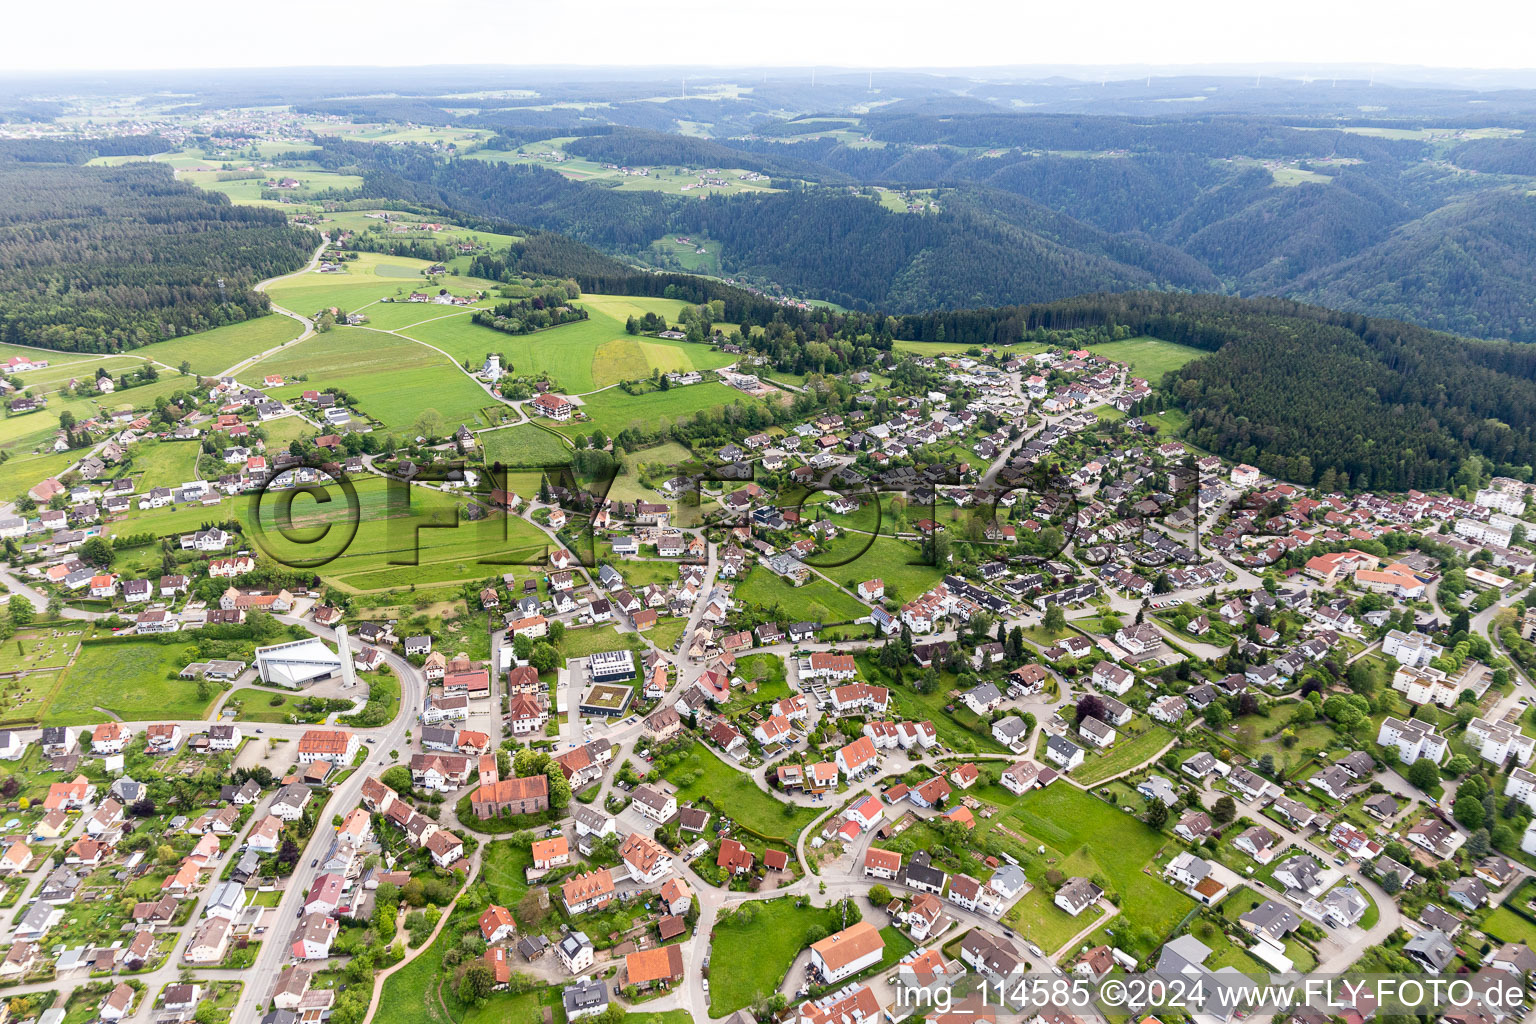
xmin=366 ymin=737 xmax=375 ymax=743
xmin=1027 ymin=942 xmax=1043 ymax=956
xmin=310 ymin=859 xmax=317 ymax=868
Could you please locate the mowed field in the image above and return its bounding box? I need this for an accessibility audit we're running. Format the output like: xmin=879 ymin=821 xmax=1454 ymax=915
xmin=248 ymin=329 xmax=495 ymax=432
xmin=263 ymin=252 xmax=500 ymax=320
xmin=120 ymin=440 xmax=201 ymax=489
xmin=1004 ymin=784 xmax=1192 ymax=955
xmin=134 ymin=314 xmax=305 ymax=377
xmin=478 ymin=423 xmax=572 ymax=468
xmin=401 ymin=297 xmax=734 ymax=394
xmin=553 ymin=382 xmax=765 ymax=440
xmin=1086 ymin=336 xmax=1207 ymax=381
xmin=40 ymin=639 xmax=223 ymax=724
xmin=178 ymin=167 xmax=365 ymax=209
xmin=242 ymin=474 xmax=550 ymax=591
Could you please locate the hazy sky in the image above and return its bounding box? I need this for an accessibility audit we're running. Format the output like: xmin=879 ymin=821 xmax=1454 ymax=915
xmin=5 ymin=0 xmax=1534 ymax=74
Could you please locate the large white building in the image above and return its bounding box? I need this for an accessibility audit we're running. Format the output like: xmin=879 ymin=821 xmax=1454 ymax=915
xmin=1376 ymin=717 xmax=1447 ymax=765
xmin=1382 ymin=630 xmax=1443 ymax=669
xmin=1475 ymin=487 xmax=1527 ymax=516
xmin=1455 ymin=518 xmax=1513 ymax=548
xmin=1467 ymin=717 xmax=1535 ymax=767
xmin=255 ymin=637 xmax=344 ymax=688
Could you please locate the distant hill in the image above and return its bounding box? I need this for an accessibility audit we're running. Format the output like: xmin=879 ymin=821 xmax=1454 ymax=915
xmin=1290 ymin=188 xmax=1536 ymax=341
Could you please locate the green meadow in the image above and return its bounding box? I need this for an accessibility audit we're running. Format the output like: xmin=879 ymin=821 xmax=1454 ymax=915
xmin=1086 ymin=336 xmax=1208 ymax=381
xmin=401 ymin=298 xmax=733 ymax=394
xmin=247 ymin=329 xmax=495 ymax=433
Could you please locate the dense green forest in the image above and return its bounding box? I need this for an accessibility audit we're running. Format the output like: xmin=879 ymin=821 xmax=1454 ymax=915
xmin=0 ymin=163 xmax=316 ymax=353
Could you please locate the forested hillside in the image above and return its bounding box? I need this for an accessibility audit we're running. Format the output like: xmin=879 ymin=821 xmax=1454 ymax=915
xmin=316 ymin=108 xmax=1536 ymax=338
xmin=0 ymin=163 xmax=316 ymax=353
xmin=1289 ymin=188 xmax=1536 ymax=341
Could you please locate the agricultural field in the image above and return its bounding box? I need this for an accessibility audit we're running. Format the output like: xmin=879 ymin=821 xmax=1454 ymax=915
xmin=263 ymin=252 xmax=498 ymax=321
xmin=1085 ymin=336 xmax=1208 ymax=381
xmin=178 ymin=167 xmax=365 ymax=209
xmin=891 ymin=339 xmax=1050 ymax=358
xmin=242 ymin=474 xmax=549 ymax=591
xmin=402 ymin=297 xmax=733 ymax=394
xmin=136 ymin=314 xmax=304 ymax=377
xmin=478 ymin=423 xmax=572 ymax=468
xmin=468 ymin=142 xmax=782 ymax=198
xmin=646 ymin=235 xmax=723 ymax=274
xmin=40 ymin=639 xmax=222 ymax=725
xmin=319 ymin=209 xmax=522 ymax=251
xmin=552 ymin=382 xmax=765 ymax=440
xmin=245 ymin=329 xmax=495 ymax=433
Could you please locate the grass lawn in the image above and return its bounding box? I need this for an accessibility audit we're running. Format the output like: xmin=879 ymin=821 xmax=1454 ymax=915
xmin=659 ymin=741 xmax=816 ymax=840
xmin=854 ymin=655 xmax=1010 ymax=755
xmin=1005 ymin=784 xmax=1193 ymax=961
xmin=43 ymin=640 xmax=220 ymax=725
xmin=0 ymin=449 xmax=83 ymax=504
xmin=481 ymin=841 xmax=533 ymax=908
xmin=559 ymin=625 xmax=640 ymax=662
xmin=375 ymin=923 xmax=457 ymax=1024
xmin=458 ymin=987 xmax=565 ymax=1024
xmin=1223 ymin=701 xmax=1337 ymax=761
xmin=618 ymin=559 xmax=681 ymax=589
xmin=734 ymin=568 xmax=867 ymax=625
xmin=610 ymin=441 xmax=695 ymax=503
xmin=1482 ymin=904 xmax=1536 ymax=946
xmin=812 ymin=533 xmax=946 ymax=605
xmin=479 ymin=423 xmax=572 ymax=468
xmin=1075 ymin=725 xmax=1175 ymax=785
xmin=1189 ymin=916 xmax=1270 ymax=974
xmin=224 ymin=688 xmax=313 ymax=724
xmin=1086 ymin=337 xmax=1208 ymax=382
xmin=1002 ymin=886 xmax=1104 ymax=956
xmin=647 ymin=616 xmax=689 ymax=651
xmin=707 ymin=897 xmax=844 ymax=1015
